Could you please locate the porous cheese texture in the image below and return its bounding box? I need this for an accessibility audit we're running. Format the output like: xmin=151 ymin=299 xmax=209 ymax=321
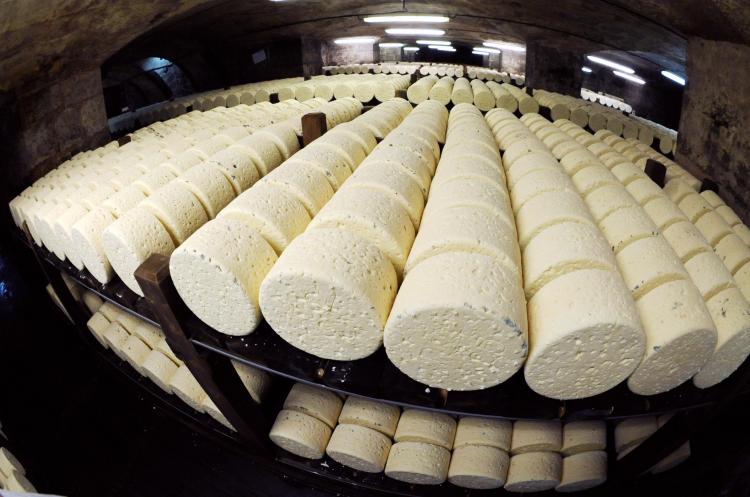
xmin=102 ymin=321 xmax=129 ymax=357
xmin=514 ymin=190 xmax=595 ymax=249
xmin=326 ymin=423 xmax=392 ymax=473
xmin=121 ymin=335 xmax=150 ymax=374
xmin=338 ymin=397 xmax=401 ymax=438
xmin=643 ymin=197 xmax=688 ymax=230
xmin=505 ymin=152 xmax=559 ymax=188
xmin=102 ymin=206 xmax=176 ymax=296
xmin=584 ymin=184 xmax=639 ymax=223
xmin=426 ymin=175 xmax=510 ymax=220
xmin=664 ymin=179 xmax=695 ymax=204
xmin=54 ymin=204 xmax=90 ymax=270
xmin=232 ymin=360 xmax=270 ymax=403
xmin=385 ymin=252 xmax=527 ymax=391
xmin=504 ymin=451 xmax=562 ymax=493
xmin=71 ymin=207 xmax=117 ymax=284
xmin=260 ymin=161 xmax=334 ymax=217
xmin=695 ymin=211 xmax=733 ymax=246
xmin=650 ymin=442 xmax=690 ymax=474
xmin=510 ymin=169 xmax=576 ymax=213
xmin=716 ymin=205 xmax=742 ymax=227
xmin=454 ymin=417 xmax=512 ymax=451
xmin=715 ymin=233 xmax=750 ymax=274
xmin=571 ymin=166 xmax=619 ymax=196
xmin=627 ymin=178 xmax=665 ymax=205
xmin=0 ymin=447 xmax=25 ymax=476
xmin=693 ymin=287 xmax=750 ymax=388
xmin=170 ymin=217 xmax=277 ymax=336
xmin=206 ymin=146 xmax=261 ymax=195
xmin=269 ymin=409 xmax=332 ymax=460
xmin=86 ymin=311 xmax=110 ymax=348
xmin=140 ymin=182 xmax=209 ymax=245
xmin=254 ymin=123 xmax=300 ymax=161
xmin=102 ymin=185 xmax=146 ymax=218
xmin=448 ymin=445 xmax=510 ymax=489
xmin=524 ymin=269 xmax=645 ymax=400
xmin=394 ymin=409 xmax=457 ymax=450
xmin=556 ymin=450 xmax=607 ymax=493
xmin=81 ymin=292 xmax=103 ymax=314
xmin=235 ymin=133 xmax=284 ymax=176
xmin=259 ymin=228 xmax=397 ymax=360
xmin=292 ymin=147 xmax=353 ymax=191
xmin=141 ymin=350 xmax=178 ymax=393
xmin=684 ymin=251 xmax=736 ymax=300
xmin=176 ymin=163 xmax=236 ymax=218
xmin=614 ymin=417 xmax=657 ymax=453
xmin=169 ymin=365 xmax=208 ymax=412
xmin=627 ymin=279 xmax=717 ymax=395
xmin=218 ymin=182 xmax=311 ymax=254
xmin=615 ymin=235 xmax=689 ymax=299
xmin=598 ymin=207 xmax=659 ymax=254
xmin=384 ymin=441 xmax=451 ymax=485
xmin=510 ymin=420 xmax=562 ymax=454
xmin=346 ymin=164 xmax=424 ymax=229
xmin=559 ymin=149 xmax=600 ymax=176
xmin=662 ymin=221 xmax=711 ymax=263
xmin=679 ymin=193 xmax=713 ymax=223
xmin=309 ymin=187 xmax=414 ymax=275
xmin=134 ymin=165 xmax=178 ymax=196
xmin=283 ymin=383 xmax=343 ymax=428
xmin=431 ymin=157 xmax=504 ymax=193
xmin=132 ymin=322 xmax=163 ymax=349
xmin=561 ymin=421 xmax=606 ymax=456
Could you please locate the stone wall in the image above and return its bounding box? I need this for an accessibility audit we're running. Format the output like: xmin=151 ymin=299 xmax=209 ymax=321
xmin=501 ymin=51 xmax=526 ymax=75
xmin=525 ymin=42 xmax=582 ymax=96
xmin=321 ymin=42 xmax=377 ymax=66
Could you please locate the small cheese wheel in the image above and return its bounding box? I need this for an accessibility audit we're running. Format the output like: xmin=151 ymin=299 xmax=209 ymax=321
xmin=231 ymin=360 xmax=270 ymax=403
xmin=270 ymin=409 xmax=331 ymax=459
xmin=679 ymin=193 xmax=713 ymax=223
xmin=102 ymin=185 xmax=146 ymax=218
xmin=170 ymin=217 xmax=277 ymax=336
xmin=346 ymin=164 xmax=424 ymax=229
xmin=700 ymin=189 xmax=725 ymax=208
xmin=502 ymin=139 xmax=549 ymax=170
xmin=662 ymin=221 xmax=711 ymax=262
xmin=611 ymin=162 xmax=648 ymax=185
xmin=384 ymin=441 xmax=450 ymax=485
xmin=694 ymin=287 xmax=750 ymax=388
xmin=133 ymin=165 xmax=177 ymax=196
xmin=366 ymin=149 xmax=432 ymax=197
xmin=552 ymin=140 xmax=581 ymax=161
xmin=385 ymin=252 xmax=527 ymax=390
xmin=102 ymin=206 xmax=176 ymax=296
xmin=556 ymin=451 xmax=607 ymax=492
xmin=156 ymin=337 xmax=181 ymax=365
xmin=0 ymin=448 xmax=25 ymax=476
xmin=561 ymin=421 xmax=606 ymax=456
xmin=558 ymin=149 xmax=600 ymax=176
xmin=326 ymin=424 xmax=392 ymax=473
xmin=338 ymin=397 xmax=401 ymax=438
xmin=510 ymin=168 xmax=577 ymax=214
xmin=283 ymin=383 xmax=343 ymax=428
xmin=4 ymin=470 xmax=35 ymax=493
xmin=614 ymin=417 xmax=657 ymax=453
xmin=522 ymin=221 xmax=617 ymax=299
xmin=54 ymin=204 xmax=90 ymax=269
xmin=218 ymin=182 xmax=310 ymax=254
xmin=260 ymin=161 xmax=333 ymax=217
xmin=663 ymin=179 xmax=695 ymax=204
xmin=734 ymin=223 xmax=750 ymax=245
xmin=515 ymin=190 xmax=595 ymax=249
xmin=316 ymin=133 xmax=367 ymax=170
xmin=651 ymin=441 xmax=690 ymax=474
xmin=131 ymin=322 xmax=163 ymax=348
xmin=394 ymin=409 xmax=457 ymax=450
xmin=626 ymin=179 xmax=664 ymax=206
xmin=684 ymin=251 xmax=736 ymax=299
xmin=141 ymin=350 xmax=178 ymax=392
xmin=102 ymin=321 xmax=129 ymax=356
xmin=335 ymin=121 xmax=378 ymax=154
xmin=71 ymin=207 xmax=117 ymax=284
xmin=140 ymin=182 xmax=208 ymax=245
xmin=627 ymin=279 xmax=717 ymax=395
xmin=504 ymin=452 xmax=561 ymax=493
xmin=506 ymin=152 xmax=559 ymax=188
xmin=716 ymin=205 xmax=742 ymax=227
xmin=599 ymin=206 xmax=659 ymax=254
xmin=290 ymin=149 xmax=352 ymax=191
xmin=525 ymin=268 xmax=645 ymax=399
xmin=695 ymin=210 xmax=733 ymax=246
xmin=206 ymin=146 xmax=261 ymax=195
xmin=177 ymin=163 xmax=236 ymax=218
xmin=454 ymin=417 xmax=512 ymax=451
xmin=235 ymin=133 xmax=284 ymax=176
xmin=715 ymin=233 xmax=750 ymax=274
xmin=169 ymin=365 xmax=207 ymax=412
xmin=87 ymin=311 xmax=111 ymax=348
xmin=643 ymin=197 xmax=688 ymax=230
xmin=510 ymin=420 xmax=562 ymax=454
xmin=260 ymin=228 xmax=397 ymax=360
xmin=615 ymin=234 xmax=690 ymax=299
xmin=121 ymin=335 xmax=150 ymax=374
xmin=448 ymin=445 xmax=510 ymax=489
xmin=81 ymin=292 xmax=103 ymax=314
xmin=584 ymin=184 xmax=639 ymax=222
xmin=309 ymin=187 xmax=414 ymax=275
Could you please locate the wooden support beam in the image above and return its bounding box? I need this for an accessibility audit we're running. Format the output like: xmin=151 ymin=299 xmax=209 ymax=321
xmin=302 ymin=112 xmax=327 ymax=146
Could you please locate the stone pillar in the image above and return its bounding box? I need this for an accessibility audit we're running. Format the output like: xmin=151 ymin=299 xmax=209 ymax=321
xmin=321 ymin=41 xmax=377 ymax=66
xmin=489 ymin=52 xmax=502 ymax=70
xmin=524 ymin=42 xmax=582 ymax=95
xmin=379 ymin=46 xmax=401 ymax=62
xmin=501 ymin=50 xmax=526 ymax=76
xmin=301 ymin=38 xmax=323 ymax=78
xmin=677 ymin=37 xmax=750 ymax=222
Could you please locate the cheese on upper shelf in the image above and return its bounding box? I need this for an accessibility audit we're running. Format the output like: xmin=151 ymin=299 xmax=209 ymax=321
xmin=176 ymin=163 xmax=236 ymax=219
xmin=614 ymin=235 xmax=689 ymax=299
xmin=71 ymin=207 xmax=117 ymax=284
xmin=598 ymin=206 xmax=659 ymax=254
xmin=454 ymin=417 xmax=512 ymax=452
xmin=684 ymin=251 xmax=736 ymax=300
xmin=448 ymin=445 xmax=510 ymax=489
xmin=141 ymin=350 xmax=178 ymax=392
xmin=326 ymin=424 xmax=392 ymax=473
xmin=514 ymin=190 xmax=596 ymax=248
xmin=384 ymin=441 xmax=451 ymax=485
xmin=169 ymin=365 xmax=207 ymax=412
xmin=283 ymin=383 xmax=343 ymax=429
xmin=679 ymin=193 xmax=713 ymax=223
xmin=260 ymin=161 xmax=334 ymax=217
xmin=206 ymin=146 xmax=261 ymax=195
xmin=270 ymin=409 xmax=332 ymax=460
xmin=338 ymin=397 xmax=401 ymax=438
xmin=662 ymin=221 xmax=711 ymax=263
xmin=504 ymin=451 xmax=562 ymax=493
xmin=715 ymin=233 xmax=750 ymax=274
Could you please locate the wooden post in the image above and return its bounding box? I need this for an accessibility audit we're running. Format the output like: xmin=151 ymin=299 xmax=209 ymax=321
xmin=135 ymin=254 xmax=270 ymax=450
xmin=302 ymin=112 xmax=327 ymax=146
xmin=644 ymin=159 xmax=667 ymax=187
xmin=395 ymin=89 xmax=408 ymax=100
xmin=269 ymin=93 xmax=280 ymax=104
xmin=700 ymin=178 xmax=720 ymax=194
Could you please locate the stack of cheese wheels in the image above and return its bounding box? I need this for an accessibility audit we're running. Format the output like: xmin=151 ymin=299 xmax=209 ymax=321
xmin=556 ymin=421 xmax=607 ymax=492
xmin=501 ymin=83 xmax=539 ymax=115
xmin=269 ymin=383 xmax=343 ymax=459
xmin=0 ymin=448 xmax=35 ymax=493
xmin=384 ymin=104 xmax=527 ymax=391
xmin=486 ymin=81 xmax=518 ymax=112
xmin=325 ymin=397 xmax=400 ymax=473
xmin=373 ymin=75 xmax=410 ymax=103
xmin=470 ymin=79 xmax=496 ymax=111
xmin=698 ymin=189 xmax=750 ymax=247
xmin=524 ymin=115 xmax=717 ymax=397
xmin=406 ymin=75 xmax=438 ymax=104
xmin=428 ymin=76 xmax=454 ymax=105
xmin=532 ymin=89 xmax=571 ymax=122
xmin=505 ymin=420 xmax=562 ymax=492
xmin=486 ymin=108 xmax=645 ymax=400
xmin=570 ymin=128 xmax=750 ymax=390
xmin=260 ymin=100 xmax=446 ymax=360
xmin=385 ymin=409 xmax=456 ymax=485
xmin=171 ymin=99 xmax=407 ymax=336
xmin=448 ymin=417 xmax=512 ymax=489
xmin=616 ymin=415 xmax=691 ymax=474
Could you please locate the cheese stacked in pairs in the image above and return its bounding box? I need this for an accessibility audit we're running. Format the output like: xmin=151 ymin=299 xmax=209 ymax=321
xmin=486 ymin=108 xmax=645 ymax=400
xmin=384 ymin=104 xmax=527 ymax=391
xmin=428 ymin=76 xmax=454 ymax=105
xmin=615 ymin=415 xmax=691 ymax=474
xmin=407 ymin=75 xmax=439 ymax=104
xmin=260 ymin=100 xmax=446 ymax=360
xmin=529 ymin=116 xmax=716 ymax=396
xmin=505 ymin=420 xmax=562 ymax=492
xmin=448 ymin=417 xmax=512 ymax=489
xmin=501 ymin=83 xmax=539 ymax=115
xmin=571 ymin=127 xmax=750 ymax=390
xmin=0 ymin=447 xmax=35 ymax=493
xmin=172 ymin=99 xmax=410 ymax=337
xmin=486 ymin=81 xmax=518 ymax=113
xmin=556 ymin=421 xmax=608 ymax=492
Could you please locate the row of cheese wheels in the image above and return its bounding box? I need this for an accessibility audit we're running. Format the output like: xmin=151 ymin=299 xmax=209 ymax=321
xmin=75 ymin=288 xmax=269 ymax=429
xmin=325 ymin=63 xmax=421 ymax=76
xmin=615 ymin=415 xmax=691 ymax=474
xmin=277 ymin=73 xmax=410 ymax=103
xmin=407 ymin=76 xmax=535 ymax=113
xmin=418 ymin=63 xmax=466 ymax=78
xmin=0 ymin=447 xmax=33 ymax=493
xmin=269 ymin=383 xmax=611 ymax=492
xmin=168 ymin=99 xmax=419 ymax=336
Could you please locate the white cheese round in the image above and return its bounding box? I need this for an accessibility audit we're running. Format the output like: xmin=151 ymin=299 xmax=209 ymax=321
xmin=448 ymin=444 xmax=509 ymax=489
xmin=141 ymin=350 xmax=178 ymax=393
xmin=615 ymin=235 xmax=689 ymax=299
xmin=572 ymin=165 xmax=619 ymax=196
xmin=662 ymin=221 xmax=711 ymax=263
xmin=121 ymin=335 xmax=150 ymax=374
xmin=134 ymin=165 xmax=178 ymax=196
xmin=270 ymin=409 xmax=332 ymax=459
xmin=54 ymin=204 xmax=90 ymax=270
xmin=366 ymin=149 xmax=432 ymax=197
xmin=510 ymin=420 xmax=562 ymax=454
xmin=510 ymin=168 xmax=577 ymax=214
xmin=283 ymin=383 xmax=343 ymax=428
xmin=103 ymin=322 xmax=129 ymax=358
xmin=502 ymin=139 xmax=549 ymax=170
xmin=335 ymin=121 xmax=378 ymax=154
xmin=561 ymin=421 xmax=606 ymax=455
xmin=338 ymin=397 xmax=401 ymax=438
xmin=346 ymin=164 xmax=424 ymax=229
xmin=664 ymin=179 xmax=695 ymax=204
xmin=235 ymin=134 xmax=284 ymax=176
xmin=506 ymin=152 xmax=559 ymax=188
xmin=695 ymin=210 xmax=733 ymax=246
xmin=454 ymin=417 xmax=512 ymax=451
xmin=515 ymin=190 xmax=595 ymax=248
xmin=700 ymin=190 xmax=725 ymax=208
xmin=716 ymin=205 xmax=742 ymax=227
xmin=384 ymin=441 xmax=451 ymax=485
xmin=504 ymin=451 xmax=561 ymax=493
xmin=169 ymin=365 xmax=207 ymax=412
xmin=431 ymin=156 xmax=505 ymax=193
xmin=679 ymin=192 xmax=714 ymax=224
xmin=426 ymin=175 xmax=510 ymax=219
xmin=558 ymin=149 xmax=600 ymax=176
xmin=525 ymin=268 xmax=645 ymax=399
xmin=291 ymin=148 xmax=353 ymax=190
xmin=643 ymin=197 xmax=689 ymax=231
xmin=598 ymin=207 xmax=659 ymax=254
xmin=71 ymin=207 xmax=117 ymax=284
xmin=611 ymin=162 xmax=648 ymax=185
xmin=102 ymin=185 xmax=146 ymax=219
xmin=176 ymin=163 xmax=236 ymax=219
xmin=556 ymin=450 xmax=607 ymax=492
xmin=584 ymin=184 xmax=639 ymax=223
xmin=87 ymin=312 xmax=110 ymax=348
xmin=260 ymin=161 xmax=334 ymax=217
xmin=206 ymin=146 xmax=261 ymax=195
xmin=626 ymin=178 xmax=664 ymax=206
xmin=684 ymin=251 xmax=736 ymax=300
xmin=614 ymin=417 xmax=657 ymax=453
xmin=715 ymin=233 xmax=750 ymax=274
xmin=734 ymin=223 xmax=750 ymax=245
xmin=394 ymin=409 xmax=457 ymax=449
xmin=326 ymin=423 xmax=392 ymax=473
xmin=140 ymin=182 xmax=208 ymax=245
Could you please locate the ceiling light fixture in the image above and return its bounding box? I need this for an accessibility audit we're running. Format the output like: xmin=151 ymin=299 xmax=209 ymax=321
xmin=364 ymin=15 xmax=449 ymax=23
xmin=403 ymin=46 xmax=420 ymax=52
xmin=474 ymin=47 xmax=500 ymax=54
xmin=582 ymin=66 xmax=592 ymax=73
xmin=334 ymin=36 xmax=378 ymax=45
xmin=472 ymin=50 xmax=489 ymax=56
xmin=661 ymin=70 xmax=686 ymax=85
xmin=379 ymin=42 xmax=405 ymax=47
xmin=385 ymin=28 xmax=445 ymax=36
xmin=430 ymin=45 xmax=456 ymax=52
xmin=417 ymin=39 xmax=450 ymax=45
xmin=586 ymin=55 xmax=634 ymax=74
xmin=483 ymin=41 xmax=525 ymax=52
xmin=613 ymin=70 xmax=645 ymax=84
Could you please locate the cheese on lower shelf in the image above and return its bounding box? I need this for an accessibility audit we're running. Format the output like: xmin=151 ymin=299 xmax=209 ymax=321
xmin=514 ymin=190 xmax=596 ymax=249
xmin=393 ymin=409 xmax=457 ymax=450
xmin=71 ymin=207 xmax=117 ymax=284
xmin=121 ymin=335 xmax=150 ymax=374
xmin=338 ymin=397 xmax=401 ymax=438
xmin=232 ymin=361 xmax=270 ymax=403
xmin=102 ymin=321 xmax=129 ymax=358
xmin=454 ymin=417 xmax=512 ymax=451
xmin=170 ymin=217 xmax=277 ymax=336
xmin=169 ymin=365 xmax=207 ymax=412
xmin=448 ymin=444 xmax=510 ymax=489
xmin=54 ymin=204 xmax=90 ymax=270
xmin=326 ymin=423 xmax=392 ymax=473
xmin=524 ymin=268 xmax=645 ymax=400
xmin=615 ymin=416 xmax=657 ymax=453
xmin=556 ymin=450 xmax=607 ymax=492
xmin=269 ymin=409 xmax=332 ymax=459
xmin=615 ymin=235 xmax=689 ymax=299
xmin=510 ymin=420 xmax=562 ymax=454
xmin=504 ymin=451 xmax=562 ymax=493
xmin=650 ymin=441 xmax=690 ymax=474
xmin=662 ymin=221 xmax=711 ymax=263
xmin=87 ymin=312 xmax=110 ymax=348
xmin=140 ymin=182 xmax=209 ymax=245
xmin=385 ymin=252 xmax=527 ymax=391
xmin=283 ymin=383 xmax=343 ymax=429
xmin=81 ymin=291 xmax=103 ymax=314
xmin=141 ymin=349 xmax=178 ymax=392
xmin=384 ymin=441 xmax=451 ymax=485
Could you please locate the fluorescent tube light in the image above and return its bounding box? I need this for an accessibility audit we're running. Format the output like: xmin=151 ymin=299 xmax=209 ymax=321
xmin=364 ymin=15 xmax=448 ymax=23
xmin=417 ymin=39 xmax=450 ymax=45
xmin=613 ymin=70 xmax=645 ymax=84
xmin=334 ymin=36 xmax=377 ymax=45
xmin=403 ymin=46 xmax=420 ymax=52
xmin=430 ymin=45 xmax=456 ymax=52
xmin=582 ymin=66 xmax=592 ymax=73
xmin=386 ymin=28 xmax=445 ymax=36
xmin=587 ymin=55 xmax=634 ymax=74
xmin=661 ymin=70 xmax=686 ymax=85
xmin=379 ymin=43 xmax=405 ymax=47
xmin=472 ymin=51 xmax=489 ymax=56
xmin=483 ymin=41 xmax=525 ymax=52
xmin=474 ymin=47 xmax=500 ymax=54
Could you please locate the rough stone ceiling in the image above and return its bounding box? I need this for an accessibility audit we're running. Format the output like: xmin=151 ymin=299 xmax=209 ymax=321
xmin=2 ymin=0 xmax=749 ymax=92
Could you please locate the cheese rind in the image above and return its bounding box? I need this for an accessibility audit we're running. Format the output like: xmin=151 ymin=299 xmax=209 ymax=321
xmin=269 ymin=409 xmax=332 ymax=459
xmin=71 ymin=207 xmax=117 ymax=284
xmin=283 ymin=383 xmax=343 ymax=428
xmin=140 ymin=182 xmax=209 ymax=245
xmin=87 ymin=312 xmax=110 ymax=348
xmin=448 ymin=445 xmax=510 ymax=489
xmin=141 ymin=350 xmax=178 ymax=392
xmin=556 ymin=451 xmax=607 ymax=493
xmin=338 ymin=397 xmax=401 ymax=438
xmin=169 ymin=365 xmax=207 ymax=412
xmin=510 ymin=420 xmax=562 ymax=455
xmin=454 ymin=417 xmax=512 ymax=451
xmin=615 ymin=235 xmax=689 ymax=299
xmin=684 ymin=251 xmax=736 ymax=300
xmin=584 ymin=184 xmax=639 ymax=223
xmin=715 ymin=233 xmax=750 ymax=274
xmin=384 ymin=441 xmax=451 ymax=485
xmin=176 ymin=163 xmax=236 ymax=218
xmin=206 ymin=146 xmax=261 ymax=195
xmin=515 ymin=190 xmax=595 ymax=248
xmin=662 ymin=221 xmax=711 ymax=263
xmin=615 ymin=417 xmax=657 ymax=453
xmin=326 ymin=424 xmax=392 ymax=473
xmin=394 ymin=409 xmax=457 ymax=450
xmin=504 ymin=452 xmax=562 ymax=493
xmin=694 ymin=211 xmax=733 ymax=246
xmin=561 ymin=421 xmax=606 ymax=456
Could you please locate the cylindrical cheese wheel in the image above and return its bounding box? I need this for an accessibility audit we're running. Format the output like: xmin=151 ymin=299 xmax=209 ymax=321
xmin=510 ymin=420 xmax=562 ymax=454
xmin=384 ymin=441 xmax=450 ymax=485
xmin=326 ymin=424 xmax=392 ymax=473
xmin=556 ymin=450 xmax=607 ymax=492
xmin=176 ymin=163 xmax=236 ymax=219
xmin=448 ymin=445 xmax=510 ymax=489
xmin=141 ymin=350 xmax=178 ymax=392
xmin=86 ymin=311 xmax=110 ymax=348
xmin=506 ymin=152 xmax=559 ymax=188
xmin=614 ymin=417 xmax=657 ymax=453
xmin=235 ymin=134 xmax=284 ymax=176
xmin=169 ymin=365 xmax=207 ymax=412
xmin=71 ymin=207 xmax=117 ymax=284
xmin=700 ymin=189 xmax=725 ymax=208
xmin=615 ymin=234 xmax=689 ymax=299
xmin=524 ymin=268 xmax=645 ymax=399
xmin=510 ymin=168 xmax=577 ymax=214
xmin=679 ymin=193 xmax=713 ymax=223
xmin=684 ymin=251 xmax=736 ymax=300
xmin=232 ymin=360 xmax=270 ymax=403
xmin=514 ymin=190 xmax=597 ymax=249
xmin=394 ymin=409 xmax=457 ymax=450
xmin=102 ymin=321 xmax=130 ymax=360
xmin=102 ymin=185 xmax=146 ymax=218
xmin=584 ymin=184 xmax=639 ymax=223
xmin=695 ymin=211 xmax=733 ymax=246
xmin=504 ymin=451 xmax=561 ymax=493
xmin=454 ymin=417 xmax=512 ymax=451
xmin=662 ymin=221 xmax=711 ymax=263
xmin=206 ymin=146 xmax=261 ymax=195
xmin=599 ymin=207 xmax=659 ymax=254
xmin=561 ymin=421 xmax=606 ymax=456
xmin=643 ymin=197 xmax=690 ymax=231
xmin=140 ymin=182 xmax=208 ymax=245
xmin=650 ymin=441 xmax=690 ymax=474
xmin=338 ymin=397 xmax=401 ymax=437
xmin=346 ymin=164 xmax=424 ymax=229
xmin=715 ymin=233 xmax=750 ymax=274
xmin=283 ymin=383 xmax=343 ymax=428
xmin=270 ymin=409 xmax=332 ymax=459
xmin=121 ymin=335 xmax=150 ymax=374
